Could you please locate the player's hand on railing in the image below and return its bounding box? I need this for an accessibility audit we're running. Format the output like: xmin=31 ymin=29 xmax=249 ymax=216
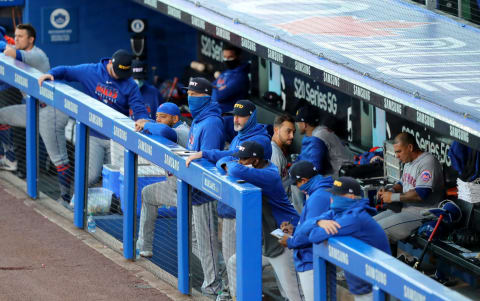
xmin=38 ymin=74 xmax=54 ymax=86
xmin=134 ymin=119 xmax=149 ymax=132
xmin=185 ymin=151 xmax=202 ymax=167
xmin=3 ymin=45 xmax=16 ymax=58
xmin=280 ymin=221 xmax=293 ymax=235
xmin=317 ymin=220 xmax=341 ymax=235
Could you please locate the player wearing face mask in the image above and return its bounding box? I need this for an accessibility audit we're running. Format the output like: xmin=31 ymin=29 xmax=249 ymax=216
xmin=130 ymin=59 xmax=163 ymax=120
xmin=211 ymin=44 xmax=250 ymax=113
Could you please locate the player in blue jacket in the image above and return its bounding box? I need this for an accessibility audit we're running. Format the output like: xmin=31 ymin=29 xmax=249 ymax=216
xmin=211 ymin=44 xmax=249 ymax=113
xmin=38 ymin=49 xmax=149 ymax=191
xmin=130 ymin=59 xmax=163 ymax=120
xmin=297 ymin=177 xmax=391 ymax=301
xmin=278 ymin=160 xmax=333 ymax=301
xmin=216 ymin=141 xmax=302 ymax=301
xmin=183 ymin=77 xmax=226 ymax=295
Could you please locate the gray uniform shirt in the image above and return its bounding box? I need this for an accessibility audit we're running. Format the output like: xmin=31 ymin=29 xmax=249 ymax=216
xmin=312 ymin=126 xmax=353 ymax=177
xmin=401 ymin=152 xmax=444 ymax=210
xmin=174 ymin=122 xmax=190 ymax=148
xmin=19 ymin=46 xmax=50 ymax=73
xmin=270 ymin=141 xmax=290 ymax=197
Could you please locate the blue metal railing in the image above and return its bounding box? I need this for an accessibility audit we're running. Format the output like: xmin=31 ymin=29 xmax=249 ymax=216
xmin=313 ymin=236 xmax=471 ymax=301
xmin=0 ymin=55 xmax=262 ymax=301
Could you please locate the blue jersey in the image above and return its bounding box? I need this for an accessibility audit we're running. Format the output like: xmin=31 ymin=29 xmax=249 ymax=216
xmin=211 ymin=63 xmax=249 ymax=113
xmin=298 ymin=136 xmax=329 ymax=175
xmin=132 ymin=83 xmax=163 ymax=120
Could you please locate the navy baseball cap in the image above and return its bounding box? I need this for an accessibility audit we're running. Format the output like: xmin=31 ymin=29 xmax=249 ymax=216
xmin=132 ymin=59 xmax=147 ymax=80
xmin=329 ymin=177 xmax=362 ymax=196
xmin=233 ymin=99 xmax=256 ymax=117
xmin=295 ymin=105 xmax=321 ymax=124
xmin=233 ymin=141 xmax=264 ymax=159
xmin=182 ymin=77 xmax=212 ymax=95
xmin=156 ymin=102 xmax=180 ymax=117
xmin=286 ymin=160 xmax=318 ymax=186
xmin=112 ymin=49 xmax=133 ymax=80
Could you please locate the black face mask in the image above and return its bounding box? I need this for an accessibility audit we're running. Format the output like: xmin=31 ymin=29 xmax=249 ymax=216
xmin=224 ymin=59 xmax=240 ymax=70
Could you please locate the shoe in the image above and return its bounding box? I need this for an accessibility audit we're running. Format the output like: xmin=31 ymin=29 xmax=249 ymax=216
xmin=216 ymin=289 xmax=232 ymax=301
xmin=202 ymin=281 xmax=223 ymax=296
xmin=0 ymin=157 xmax=17 ymax=171
xmin=140 ymin=251 xmax=153 ymax=258
xmin=57 ymin=197 xmax=73 ymax=210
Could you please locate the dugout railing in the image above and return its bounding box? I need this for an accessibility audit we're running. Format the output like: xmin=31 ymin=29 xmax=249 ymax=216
xmin=0 ymin=54 xmax=263 ymax=300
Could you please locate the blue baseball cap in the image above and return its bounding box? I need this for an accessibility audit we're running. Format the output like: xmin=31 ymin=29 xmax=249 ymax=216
xmin=156 ymin=102 xmax=180 ymax=117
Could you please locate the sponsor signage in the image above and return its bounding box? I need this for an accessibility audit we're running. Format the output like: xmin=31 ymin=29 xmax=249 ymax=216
xmin=42 ymin=7 xmax=78 ymax=43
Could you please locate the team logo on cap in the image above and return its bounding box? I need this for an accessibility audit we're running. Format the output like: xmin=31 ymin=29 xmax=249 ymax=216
xmin=133 ymin=67 xmax=143 ymax=73
xmin=421 ymin=170 xmax=432 ymax=182
xmin=238 ymin=146 xmax=245 ymax=151
xmin=118 ymin=64 xmax=131 ymax=70
xmin=333 ymin=180 xmax=342 ymax=187
xmin=234 ymin=103 xmax=244 ymax=109
xmin=189 ymin=81 xmax=198 ymax=86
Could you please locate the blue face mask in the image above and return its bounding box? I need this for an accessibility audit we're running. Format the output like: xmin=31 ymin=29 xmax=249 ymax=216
xmin=299 ymin=178 xmax=314 ymax=194
xmin=188 ymin=95 xmax=211 ymax=118
xmin=330 ymin=195 xmax=356 ymax=213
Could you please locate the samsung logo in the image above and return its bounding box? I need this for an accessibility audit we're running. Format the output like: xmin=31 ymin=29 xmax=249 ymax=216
xmin=450 ymin=125 xmax=469 ymax=143
xmin=14 ymin=73 xmax=28 ymax=88
xmin=295 ymin=61 xmax=311 ymax=76
xmin=144 ymin=0 xmax=157 ymax=8
xmin=353 ymin=85 xmax=370 ymax=101
xmin=384 ymin=98 xmax=402 ymax=114
xmin=416 ymin=111 xmax=435 ymax=128
xmin=64 ymin=99 xmax=78 ymax=114
xmin=365 ymin=264 xmax=387 ymax=286
xmin=113 ymin=125 xmax=127 ymax=142
xmin=328 ymin=245 xmax=349 ymax=265
xmin=216 ymin=27 xmax=231 ymax=41
xmin=138 ymin=139 xmax=152 ymax=156
xmin=323 ymin=72 xmax=340 ymax=88
xmin=403 ymin=286 xmax=426 ymax=301
xmin=88 ymin=112 xmax=103 ymax=128
xmin=167 ymin=6 xmax=181 ymax=19
xmin=241 ymin=37 xmax=256 ymax=52
xmin=202 ymin=174 xmax=222 ymax=198
xmin=39 ymin=86 xmax=53 ymax=100
xmin=268 ymin=48 xmax=284 ymax=64
xmin=164 ymin=154 xmax=179 ymax=171
xmin=191 ymin=16 xmax=205 ymax=30
xmin=0 ymin=65 xmax=4 ymax=76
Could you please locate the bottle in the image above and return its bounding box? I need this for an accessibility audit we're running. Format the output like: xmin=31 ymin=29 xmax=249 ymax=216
xmin=136 ymin=248 xmax=140 ymax=260
xmin=87 ymin=213 xmax=96 ymax=233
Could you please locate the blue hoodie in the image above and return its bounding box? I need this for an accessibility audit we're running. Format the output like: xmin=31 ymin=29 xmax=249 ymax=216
xmin=286 ymin=175 xmax=333 ymax=272
xmin=298 ymin=136 xmax=330 ymax=175
xmin=211 ymin=63 xmax=250 ymax=113
xmin=220 ymin=160 xmax=300 ymax=224
xmin=142 ymin=122 xmax=177 ymax=143
xmin=49 ymin=58 xmax=149 ymax=138
xmin=299 ymin=199 xmax=391 ymax=295
xmin=131 ymin=82 xmax=163 ymax=120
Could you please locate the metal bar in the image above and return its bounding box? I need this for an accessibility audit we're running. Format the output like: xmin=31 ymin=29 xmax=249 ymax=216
xmin=236 ymin=192 xmax=262 ymax=301
xmin=123 ymin=149 xmax=137 ymax=259
xmin=177 ymin=179 xmax=190 ymax=294
xmin=314 ymin=256 xmax=328 ymax=301
xmin=373 ymin=285 xmax=386 ymax=301
xmin=426 ymin=0 xmax=438 ymax=10
xmin=73 ymin=123 xmax=88 ymax=229
xmin=458 ymin=0 xmax=463 ymax=18
xmin=26 ymin=96 xmax=38 ymax=199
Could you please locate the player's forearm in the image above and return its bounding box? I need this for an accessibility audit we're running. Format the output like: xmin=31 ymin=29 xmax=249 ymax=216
xmin=398 ymin=189 xmax=424 ymax=203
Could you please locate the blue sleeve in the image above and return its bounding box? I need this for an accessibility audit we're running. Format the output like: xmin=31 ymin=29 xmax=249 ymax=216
xmin=312 ymin=138 xmax=328 ymax=173
xmin=128 ymin=86 xmax=149 ymax=120
xmin=216 ymin=156 xmax=236 ymax=172
xmin=287 ymin=218 xmax=318 ymax=249
xmin=199 ymin=120 xmax=225 ymax=151
xmin=227 ymin=161 xmax=276 ymax=187
xmin=48 ymin=64 xmax=96 ymax=82
xmin=203 ymin=148 xmax=236 ymax=163
xmin=142 ymin=123 xmax=177 ymax=142
xmin=213 ymin=73 xmax=248 ymax=104
xmin=0 ymin=41 xmax=6 ymax=52
xmin=415 ymin=187 xmax=432 ymax=201
xmin=308 ymin=213 xmax=359 ymax=244
xmin=16 ymin=50 xmax=23 ymax=61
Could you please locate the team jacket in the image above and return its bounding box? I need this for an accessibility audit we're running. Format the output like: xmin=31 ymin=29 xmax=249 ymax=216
xmin=286 ymin=175 xmax=333 ymax=272
xmin=49 ymin=58 xmax=149 ymax=138
xmin=298 ymin=200 xmax=391 ymax=295
xmin=211 ymin=63 xmax=249 ymax=113
xmin=218 ymin=160 xmax=300 ymax=224
xmin=142 ymin=122 xmax=177 ymax=143
xmin=131 ymin=83 xmax=163 ymax=120
xmin=298 ymin=135 xmax=330 ymax=175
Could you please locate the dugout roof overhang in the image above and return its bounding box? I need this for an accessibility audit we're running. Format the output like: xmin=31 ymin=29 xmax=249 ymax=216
xmin=132 ymin=0 xmax=480 ymax=148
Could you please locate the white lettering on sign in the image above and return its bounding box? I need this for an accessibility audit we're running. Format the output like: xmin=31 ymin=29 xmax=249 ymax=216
xmin=401 ymin=125 xmax=451 ymax=166
xmin=64 ymin=98 xmax=78 ymax=114
xmin=138 ymin=139 xmax=152 ymax=156
xmin=365 ymin=264 xmax=387 ymax=286
xmin=416 ymin=111 xmax=435 ymax=128
xmin=113 ymin=126 xmax=127 ymax=142
xmin=384 ymin=98 xmax=402 ymax=114
xmin=328 ymin=245 xmax=349 ymax=265
xmin=216 ymin=27 xmax=231 ymax=41
xmin=167 ymin=6 xmax=181 ymax=19
xmin=295 ymin=61 xmax=311 ymax=76
xmin=403 ymin=285 xmax=426 ymax=301
xmin=164 ymin=154 xmax=179 ymax=171
xmin=14 ymin=73 xmax=28 ymax=88
xmin=144 ymin=0 xmax=157 ymax=8
xmin=294 ymin=77 xmax=337 ymax=115
xmin=191 ymin=16 xmax=205 ymax=30
xmin=202 ymin=174 xmax=222 ymax=198
xmin=88 ymin=112 xmax=103 ymax=128
xmin=200 ymin=35 xmax=223 ymax=62
xmin=268 ymin=48 xmax=284 ymax=63
xmin=241 ymin=37 xmax=256 ymax=52
xmin=0 ymin=65 xmax=4 ymax=76
xmin=353 ymin=85 xmax=370 ymax=101
xmin=39 ymin=86 xmax=53 ymax=100
xmin=450 ymin=125 xmax=469 ymax=143
xmin=323 ymin=72 xmax=340 ymax=88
